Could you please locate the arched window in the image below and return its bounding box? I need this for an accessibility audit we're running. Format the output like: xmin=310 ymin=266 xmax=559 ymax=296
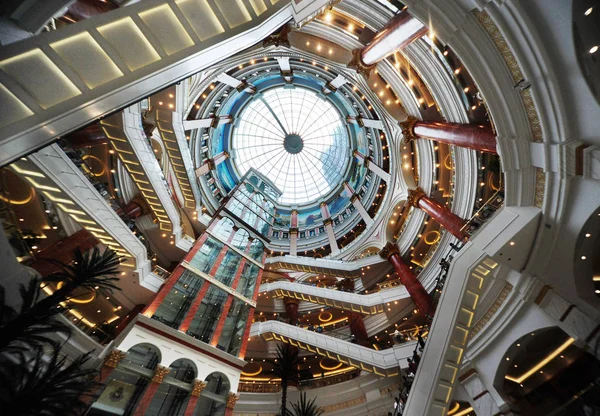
xmin=230 ymin=229 xmax=250 ymax=252
xmin=87 ymin=343 xmax=160 ymax=415
xmin=248 ymin=239 xmax=265 ymax=262
xmin=196 ymin=372 xmax=230 ymax=416
xmin=145 ymin=359 xmax=197 ymax=416
xmin=212 ymin=217 xmax=235 ymax=241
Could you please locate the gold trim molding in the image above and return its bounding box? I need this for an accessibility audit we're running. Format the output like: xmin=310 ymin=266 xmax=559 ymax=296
xmin=473 ymin=11 xmax=543 ymax=143
xmin=469 ymin=282 xmax=513 ymax=340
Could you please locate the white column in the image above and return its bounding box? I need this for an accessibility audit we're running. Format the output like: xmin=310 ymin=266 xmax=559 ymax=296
xmin=195 ymin=151 xmax=229 ymax=177
xmin=322 ymin=74 xmax=348 ymax=94
xmin=216 ymin=73 xmax=243 ymax=89
xmin=324 ymin=219 xmax=339 ymax=255
xmin=343 ymin=182 xmax=373 ymax=225
xmin=289 ymin=230 xmax=298 ymax=256
xmin=276 ymin=56 xmax=292 ymax=82
xmin=459 ymin=369 xmax=513 ymax=416
xmin=183 ymin=116 xmax=232 ymax=131
xmin=353 ymin=151 xmax=390 ymax=182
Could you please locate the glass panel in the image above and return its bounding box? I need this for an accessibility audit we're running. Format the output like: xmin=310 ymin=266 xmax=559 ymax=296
xmin=88 ymin=368 xmax=149 ymax=416
xmin=189 ymin=237 xmax=224 ymax=273
xmin=151 ymin=270 xmax=204 ymax=328
xmin=213 ymin=250 xmax=242 ymax=286
xmin=230 ymin=229 xmax=250 ymax=251
xmin=186 ymin=285 xmax=228 ymax=342
xmin=215 ymin=298 xmax=251 ymax=356
xmin=248 ymin=239 xmax=264 ymax=262
xmin=231 ymin=86 xmax=350 ymax=205
xmin=212 ymin=218 xmax=235 ymax=241
xmin=144 ymin=383 xmax=189 ymax=416
xmin=236 ymin=263 xmax=260 ymax=298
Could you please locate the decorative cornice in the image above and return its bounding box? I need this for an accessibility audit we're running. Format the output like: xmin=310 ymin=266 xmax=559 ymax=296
xmin=473 ymin=10 xmax=543 ymax=143
xmin=534 ymin=167 xmax=545 ymax=208
xmin=379 ymin=241 xmax=400 ymax=259
xmin=103 ymin=349 xmax=127 ymax=369
xmin=226 ymin=392 xmax=240 ymax=409
xmin=348 ymin=48 xmax=377 ymax=78
xmin=406 ymin=187 xmax=426 ymax=208
xmin=262 ymin=24 xmax=291 ymax=48
xmin=399 ymin=116 xmax=419 ymax=143
xmin=152 ymin=365 xmax=171 ymax=384
xmin=191 ymin=380 xmax=207 ymax=397
xmin=469 ymin=282 xmax=513 ymax=340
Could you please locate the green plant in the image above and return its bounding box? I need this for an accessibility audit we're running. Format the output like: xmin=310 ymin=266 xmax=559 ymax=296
xmin=268 ymin=343 xmax=300 ymax=416
xmin=0 ymin=247 xmax=121 ymax=415
xmin=286 ymin=392 xmax=324 ymax=416
xmin=0 ymin=247 xmax=120 ymax=352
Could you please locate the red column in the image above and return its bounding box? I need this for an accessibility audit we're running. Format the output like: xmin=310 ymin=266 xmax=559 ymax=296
xmin=210 ymin=295 xmax=233 ymax=347
xmin=225 ymin=393 xmax=239 ymax=416
xmin=349 ymin=11 xmax=427 ymax=76
xmin=379 ymin=242 xmax=434 ymax=317
xmin=183 ymin=380 xmax=206 ymax=416
xmin=210 ymin=256 xmax=248 ymax=346
xmin=132 ymin=366 xmax=171 ymax=416
xmin=284 ymin=297 xmax=299 ymax=325
xmin=143 ymin=267 xmax=185 ymax=317
xmin=408 ymin=188 xmax=469 ymax=242
xmin=238 ymin=265 xmax=265 ymax=359
xmin=401 ymin=116 xmax=497 ymax=154
xmin=30 ymin=229 xmax=99 ymax=276
xmin=348 ymin=312 xmax=369 ymax=347
xmin=178 ymin=281 xmax=211 ymax=333
xmin=143 ymin=232 xmax=210 ymax=318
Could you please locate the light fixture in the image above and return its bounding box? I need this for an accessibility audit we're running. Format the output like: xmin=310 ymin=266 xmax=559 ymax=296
xmin=585 ymin=233 xmax=591 ymax=237
xmin=585 ymin=7 xmax=593 ymax=15
xmin=590 ymin=46 xmax=598 ymax=54
xmin=581 ymin=256 xmax=587 ymax=260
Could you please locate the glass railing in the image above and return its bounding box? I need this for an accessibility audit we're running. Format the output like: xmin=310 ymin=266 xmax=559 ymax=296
xmin=57 ymin=139 xmax=158 ymax=263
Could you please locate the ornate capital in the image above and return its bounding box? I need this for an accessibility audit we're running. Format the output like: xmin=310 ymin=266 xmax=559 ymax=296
xmin=348 ymin=48 xmax=377 ymax=78
xmin=226 ymin=392 xmax=240 ymax=409
xmin=191 ymin=380 xmax=207 ymax=397
xmin=289 ymin=228 xmax=298 ymax=235
xmin=379 ymin=241 xmax=400 ymax=259
xmin=151 ymin=366 xmax=171 ymax=384
xmin=400 ymin=116 xmax=419 ymax=143
xmin=350 ymin=193 xmax=360 ymax=203
xmin=263 ymin=24 xmax=291 ymax=48
xmin=323 ymin=218 xmax=333 ymax=226
xmin=407 ymin=188 xmax=426 ymax=208
xmin=209 ymin=115 xmax=219 ymax=129
xmin=103 ymin=349 xmax=127 ymax=369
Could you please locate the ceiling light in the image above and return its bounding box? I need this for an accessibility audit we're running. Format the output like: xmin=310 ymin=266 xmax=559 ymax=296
xmin=510 ymin=241 xmax=515 ymax=246
xmin=454 ymin=68 xmax=460 ymax=74
xmin=585 ymin=7 xmax=593 ymax=15
xmin=590 ymin=46 xmax=598 ymax=54
xmin=581 ymin=256 xmax=587 ymax=260
xmin=585 ymin=233 xmax=591 ymax=237
xmin=596 ymin=290 xmax=600 ymax=294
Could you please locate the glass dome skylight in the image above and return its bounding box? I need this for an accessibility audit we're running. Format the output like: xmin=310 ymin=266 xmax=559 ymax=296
xmin=231 ymin=86 xmax=351 ymax=205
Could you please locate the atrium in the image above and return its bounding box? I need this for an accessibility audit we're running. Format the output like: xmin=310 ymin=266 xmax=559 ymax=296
xmin=0 ymin=0 xmax=599 ymax=415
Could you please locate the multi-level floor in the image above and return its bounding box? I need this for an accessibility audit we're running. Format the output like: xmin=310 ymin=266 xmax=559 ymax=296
xmin=1 ymin=0 xmax=599 ymax=415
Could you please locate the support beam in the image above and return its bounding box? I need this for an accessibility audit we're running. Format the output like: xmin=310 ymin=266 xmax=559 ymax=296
xmin=322 ymin=74 xmax=348 ymax=94
xmin=348 ymin=11 xmax=427 ymax=77
xmin=379 ymin=242 xmax=434 ymax=317
xmin=276 ymin=56 xmax=293 ymax=82
xmin=407 ymin=188 xmax=469 ymax=242
xmin=343 ymin=182 xmax=373 ymax=225
xmin=183 ymin=115 xmax=232 ymax=131
xmin=195 ymin=151 xmax=229 ymax=176
xmin=353 ymin=150 xmax=391 ymax=182
xmin=401 ymin=116 xmax=498 ymax=154
xmin=216 ymin=72 xmax=256 ymax=94
xmin=347 ymin=116 xmax=384 ymax=130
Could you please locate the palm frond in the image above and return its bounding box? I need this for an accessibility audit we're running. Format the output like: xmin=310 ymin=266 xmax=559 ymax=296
xmin=286 ymin=392 xmax=324 ymax=416
xmin=0 ymin=349 xmax=100 ymax=416
xmin=43 ymin=247 xmax=121 ymax=294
